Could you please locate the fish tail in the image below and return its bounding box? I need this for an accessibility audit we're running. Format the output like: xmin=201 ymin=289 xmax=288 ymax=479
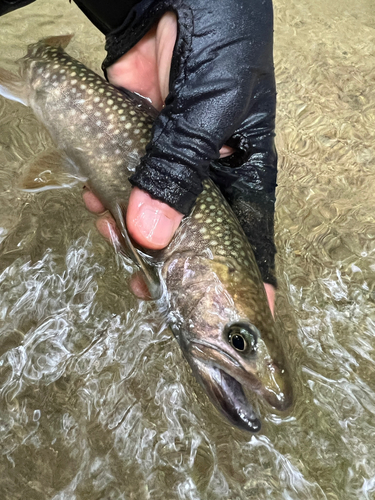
xmin=0 ymin=67 xmax=29 ymax=106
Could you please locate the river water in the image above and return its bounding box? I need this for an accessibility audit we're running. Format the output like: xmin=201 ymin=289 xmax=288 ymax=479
xmin=0 ymin=0 xmax=374 ymax=498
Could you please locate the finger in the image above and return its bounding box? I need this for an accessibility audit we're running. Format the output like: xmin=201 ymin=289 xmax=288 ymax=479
xmin=83 ymin=188 xmax=106 ymax=214
xmin=96 ymin=214 xmax=120 ymax=244
xmin=126 ymin=187 xmax=184 ymax=250
xmin=263 ymin=283 xmax=276 ymax=318
xmin=219 ymin=145 xmax=235 ymax=158
xmin=129 ymin=271 xmax=153 ymax=300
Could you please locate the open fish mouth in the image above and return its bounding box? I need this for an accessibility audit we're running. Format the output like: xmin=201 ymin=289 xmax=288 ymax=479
xmin=181 ymin=337 xmax=292 ymax=431
xmin=187 ymin=355 xmax=262 ymax=432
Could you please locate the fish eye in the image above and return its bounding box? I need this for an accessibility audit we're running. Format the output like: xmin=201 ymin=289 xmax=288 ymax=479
xmin=225 ymin=323 xmax=258 ymax=354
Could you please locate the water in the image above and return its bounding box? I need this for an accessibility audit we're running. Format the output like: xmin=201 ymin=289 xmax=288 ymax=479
xmin=0 ymin=0 xmax=374 ymax=498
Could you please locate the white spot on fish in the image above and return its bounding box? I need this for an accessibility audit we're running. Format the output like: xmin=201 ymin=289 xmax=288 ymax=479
xmin=125 ymin=123 xmax=132 ymax=129
xmin=94 ymin=97 xmax=100 ymax=103
xmin=96 ymin=120 xmax=102 ymax=126
xmin=87 ymin=89 xmax=94 ymax=95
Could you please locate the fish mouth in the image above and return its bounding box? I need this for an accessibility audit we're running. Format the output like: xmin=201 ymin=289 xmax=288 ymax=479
xmin=192 ymin=357 xmax=262 ymax=432
xmin=183 ymin=341 xmax=261 ymax=432
xmin=182 ymin=338 xmax=292 ymax=431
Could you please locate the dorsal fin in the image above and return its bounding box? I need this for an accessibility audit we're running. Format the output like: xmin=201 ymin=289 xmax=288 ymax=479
xmin=40 ymin=34 xmax=74 ymax=50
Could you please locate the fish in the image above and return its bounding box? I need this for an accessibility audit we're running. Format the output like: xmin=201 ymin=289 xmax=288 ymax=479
xmin=0 ymin=35 xmax=292 ymax=432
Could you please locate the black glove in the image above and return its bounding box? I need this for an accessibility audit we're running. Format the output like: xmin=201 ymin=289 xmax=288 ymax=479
xmin=0 ymin=0 xmax=278 ymax=286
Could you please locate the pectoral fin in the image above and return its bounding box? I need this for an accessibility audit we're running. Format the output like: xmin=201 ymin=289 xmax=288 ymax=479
xmin=19 ymin=150 xmax=83 ymax=192
xmin=115 ymin=203 xmax=162 ymax=300
xmin=0 ymin=67 xmax=29 ymax=106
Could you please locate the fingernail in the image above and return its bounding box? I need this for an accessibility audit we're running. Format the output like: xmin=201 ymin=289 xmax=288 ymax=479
xmin=135 ymin=206 xmax=175 ymax=246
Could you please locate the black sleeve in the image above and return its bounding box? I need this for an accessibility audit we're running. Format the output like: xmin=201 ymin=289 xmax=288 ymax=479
xmin=0 ymin=0 xmax=36 ymax=16
xmin=73 ymin=0 xmax=140 ymax=35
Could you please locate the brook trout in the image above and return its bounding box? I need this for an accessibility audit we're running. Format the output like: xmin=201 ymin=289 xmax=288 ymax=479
xmin=0 ymin=35 xmax=292 ymax=432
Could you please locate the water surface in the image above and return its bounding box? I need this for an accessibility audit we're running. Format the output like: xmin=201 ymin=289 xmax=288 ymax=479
xmin=0 ymin=0 xmax=375 ymax=498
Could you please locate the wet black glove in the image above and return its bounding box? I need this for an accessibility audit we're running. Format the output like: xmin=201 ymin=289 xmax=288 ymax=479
xmin=0 ymin=0 xmax=278 ymax=286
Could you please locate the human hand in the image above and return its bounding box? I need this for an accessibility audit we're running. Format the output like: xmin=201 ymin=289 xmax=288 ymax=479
xmin=82 ymin=10 xmax=276 ymax=314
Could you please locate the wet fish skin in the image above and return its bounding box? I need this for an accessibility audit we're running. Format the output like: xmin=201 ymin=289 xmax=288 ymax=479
xmin=0 ymin=35 xmax=292 ymax=431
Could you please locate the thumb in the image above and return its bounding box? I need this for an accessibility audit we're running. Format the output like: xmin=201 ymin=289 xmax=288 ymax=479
xmin=126 ymin=187 xmax=184 ymax=250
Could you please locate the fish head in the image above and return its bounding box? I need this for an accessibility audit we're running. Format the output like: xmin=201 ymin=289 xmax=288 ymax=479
xmin=165 ymin=251 xmax=293 ymax=432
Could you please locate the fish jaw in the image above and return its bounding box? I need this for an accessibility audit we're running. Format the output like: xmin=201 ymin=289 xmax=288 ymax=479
xmin=188 ymin=337 xmax=293 ymax=412
xmin=186 ymin=354 xmax=262 ymax=432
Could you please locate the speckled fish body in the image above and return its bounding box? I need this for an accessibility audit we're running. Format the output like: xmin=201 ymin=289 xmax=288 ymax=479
xmin=0 ymin=36 xmax=292 ymax=432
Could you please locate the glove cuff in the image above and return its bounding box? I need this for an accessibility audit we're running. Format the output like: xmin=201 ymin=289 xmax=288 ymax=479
xmin=129 ymin=156 xmax=202 ymax=215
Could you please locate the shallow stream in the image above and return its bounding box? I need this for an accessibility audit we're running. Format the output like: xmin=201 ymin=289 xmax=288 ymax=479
xmin=0 ymin=0 xmax=375 ymax=498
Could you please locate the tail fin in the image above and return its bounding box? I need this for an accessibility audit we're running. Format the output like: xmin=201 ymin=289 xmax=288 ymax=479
xmin=0 ymin=67 xmax=29 ymax=106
